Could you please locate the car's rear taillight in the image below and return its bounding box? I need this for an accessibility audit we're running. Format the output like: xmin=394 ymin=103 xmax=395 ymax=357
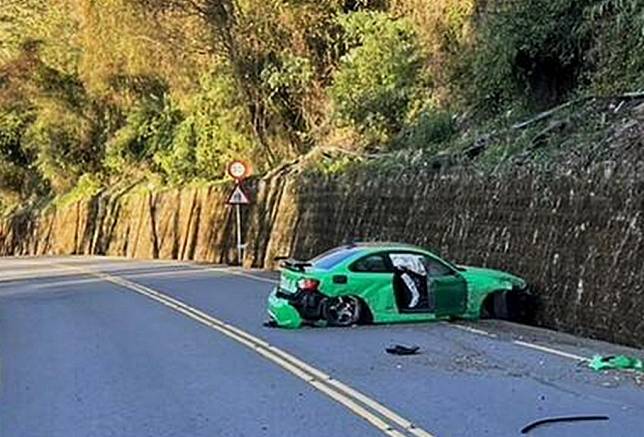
xmin=297 ymin=278 xmax=320 ymax=292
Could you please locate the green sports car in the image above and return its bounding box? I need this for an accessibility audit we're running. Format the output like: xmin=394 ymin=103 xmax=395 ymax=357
xmin=267 ymin=243 xmax=533 ymax=328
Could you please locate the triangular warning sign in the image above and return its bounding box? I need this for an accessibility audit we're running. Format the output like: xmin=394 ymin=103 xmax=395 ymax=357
xmin=227 ymin=184 xmax=251 ymax=205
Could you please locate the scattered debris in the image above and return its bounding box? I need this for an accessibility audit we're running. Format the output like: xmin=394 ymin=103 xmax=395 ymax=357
xmin=521 ymin=415 xmax=609 ymax=434
xmin=589 ymin=355 xmax=644 ymax=372
xmin=386 ymin=344 xmax=420 ymax=356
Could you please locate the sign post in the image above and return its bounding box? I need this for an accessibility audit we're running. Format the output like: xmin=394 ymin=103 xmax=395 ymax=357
xmin=235 ymin=201 xmax=242 ymax=265
xmin=226 ymin=161 xmax=251 ymax=266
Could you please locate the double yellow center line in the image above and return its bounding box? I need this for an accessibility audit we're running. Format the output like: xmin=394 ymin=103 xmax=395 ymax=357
xmin=57 ymin=264 xmax=435 ymax=437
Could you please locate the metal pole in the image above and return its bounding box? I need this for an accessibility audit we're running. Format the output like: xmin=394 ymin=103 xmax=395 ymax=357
xmin=235 ymin=203 xmax=243 ymax=266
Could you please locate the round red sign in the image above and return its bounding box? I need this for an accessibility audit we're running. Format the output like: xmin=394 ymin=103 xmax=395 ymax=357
xmin=227 ymin=160 xmax=251 ymax=180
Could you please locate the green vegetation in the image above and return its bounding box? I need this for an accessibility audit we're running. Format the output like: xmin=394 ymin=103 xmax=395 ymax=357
xmin=330 ymin=12 xmax=424 ymax=144
xmin=1 ymin=0 xmax=643 ymax=212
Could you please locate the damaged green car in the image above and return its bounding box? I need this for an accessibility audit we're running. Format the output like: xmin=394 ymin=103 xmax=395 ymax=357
xmin=267 ymin=243 xmax=533 ymax=328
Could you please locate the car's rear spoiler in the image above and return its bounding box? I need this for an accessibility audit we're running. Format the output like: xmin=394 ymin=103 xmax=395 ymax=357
xmin=274 ymin=256 xmax=311 ymax=272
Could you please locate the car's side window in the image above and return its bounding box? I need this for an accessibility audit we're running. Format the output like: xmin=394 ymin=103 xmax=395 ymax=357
xmin=350 ymin=254 xmax=391 ymax=273
xmin=389 ymin=253 xmax=427 ymax=275
xmin=387 ymin=252 xmax=454 ymax=277
xmin=422 ymin=256 xmax=454 ymax=277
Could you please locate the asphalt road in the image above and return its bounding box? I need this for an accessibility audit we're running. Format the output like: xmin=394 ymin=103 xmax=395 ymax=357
xmin=1 ymin=257 xmax=642 ymax=437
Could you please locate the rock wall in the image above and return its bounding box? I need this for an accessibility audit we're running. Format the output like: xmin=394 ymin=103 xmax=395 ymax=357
xmin=1 ymin=169 xmax=643 ymax=347
xmin=281 ymin=170 xmax=644 ymax=347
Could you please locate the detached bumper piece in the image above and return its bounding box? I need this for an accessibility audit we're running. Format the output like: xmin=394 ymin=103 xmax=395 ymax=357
xmin=276 ymin=289 xmax=326 ymax=322
xmin=589 ymin=355 xmax=644 ymax=372
xmin=267 ymin=291 xmax=303 ymax=329
xmin=268 ymin=288 xmax=328 ymax=328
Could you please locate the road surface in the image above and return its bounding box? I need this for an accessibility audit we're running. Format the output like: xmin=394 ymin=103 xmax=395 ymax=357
xmin=0 ymin=257 xmax=642 ymax=437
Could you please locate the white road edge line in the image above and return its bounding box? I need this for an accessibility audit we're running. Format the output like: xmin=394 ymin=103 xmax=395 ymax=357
xmin=215 ymin=268 xmax=280 ymax=285
xmin=56 ymin=263 xmax=434 ymax=437
xmin=450 ymin=324 xmax=591 ymax=362
xmin=0 ymin=270 xmax=81 ymax=284
xmin=448 ymin=324 xmax=497 ymax=338
xmin=450 ymin=322 xmax=593 ymax=362
xmin=512 ymin=340 xmax=590 ymax=362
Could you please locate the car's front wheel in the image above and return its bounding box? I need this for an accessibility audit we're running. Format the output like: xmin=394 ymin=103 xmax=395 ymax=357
xmin=481 ymin=289 xmax=536 ymax=323
xmin=322 ymin=296 xmax=361 ymax=327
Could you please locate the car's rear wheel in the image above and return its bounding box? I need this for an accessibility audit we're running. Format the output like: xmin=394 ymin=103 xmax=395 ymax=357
xmin=323 ymin=296 xmax=361 ymax=327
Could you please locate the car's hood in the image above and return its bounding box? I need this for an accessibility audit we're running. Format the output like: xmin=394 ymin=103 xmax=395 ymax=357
xmin=458 ymin=266 xmax=527 ymax=289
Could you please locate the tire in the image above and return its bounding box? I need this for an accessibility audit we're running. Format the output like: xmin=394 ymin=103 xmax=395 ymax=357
xmin=507 ymin=289 xmax=537 ymax=323
xmin=493 ymin=291 xmax=510 ymax=320
xmin=481 ymin=290 xmax=536 ymax=323
xmin=480 ymin=291 xmax=508 ymax=319
xmin=323 ymin=296 xmax=362 ymax=327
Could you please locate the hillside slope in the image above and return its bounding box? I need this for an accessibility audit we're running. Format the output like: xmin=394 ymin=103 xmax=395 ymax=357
xmin=1 ymin=0 xmax=643 ymax=209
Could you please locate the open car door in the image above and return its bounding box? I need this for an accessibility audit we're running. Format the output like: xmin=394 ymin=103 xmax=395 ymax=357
xmin=390 ymin=253 xmax=433 ymax=313
xmin=389 ymin=252 xmax=467 ymax=316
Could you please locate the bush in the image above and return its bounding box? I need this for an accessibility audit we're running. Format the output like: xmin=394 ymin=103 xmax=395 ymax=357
xmin=396 ymin=108 xmax=456 ymax=150
xmin=24 ymin=105 xmax=94 ymax=194
xmin=55 ymin=173 xmax=103 ymax=208
xmin=466 ymin=0 xmax=594 ymax=114
xmin=154 ymin=70 xmax=258 ymax=183
xmin=330 ymin=12 xmax=425 ymax=144
xmin=104 ymin=92 xmax=182 ymax=175
xmin=0 ymin=110 xmax=31 ymax=167
xmin=153 ymin=118 xmax=197 ymax=184
xmin=0 ymin=158 xmax=27 ymax=199
xmin=584 ymin=0 xmax=644 ymax=94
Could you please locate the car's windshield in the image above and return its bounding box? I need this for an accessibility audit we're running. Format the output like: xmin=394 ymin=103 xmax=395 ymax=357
xmin=310 ymin=247 xmax=362 ymax=270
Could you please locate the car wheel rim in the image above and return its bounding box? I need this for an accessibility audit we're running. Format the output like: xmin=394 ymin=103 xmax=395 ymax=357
xmin=328 ymin=297 xmax=358 ymax=326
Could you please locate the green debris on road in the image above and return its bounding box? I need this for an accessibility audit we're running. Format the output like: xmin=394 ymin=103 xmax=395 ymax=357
xmin=589 ymin=355 xmax=644 ymax=372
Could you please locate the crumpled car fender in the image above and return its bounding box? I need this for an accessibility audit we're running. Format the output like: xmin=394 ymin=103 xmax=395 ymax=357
xmin=464 ymin=279 xmax=524 ymax=319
